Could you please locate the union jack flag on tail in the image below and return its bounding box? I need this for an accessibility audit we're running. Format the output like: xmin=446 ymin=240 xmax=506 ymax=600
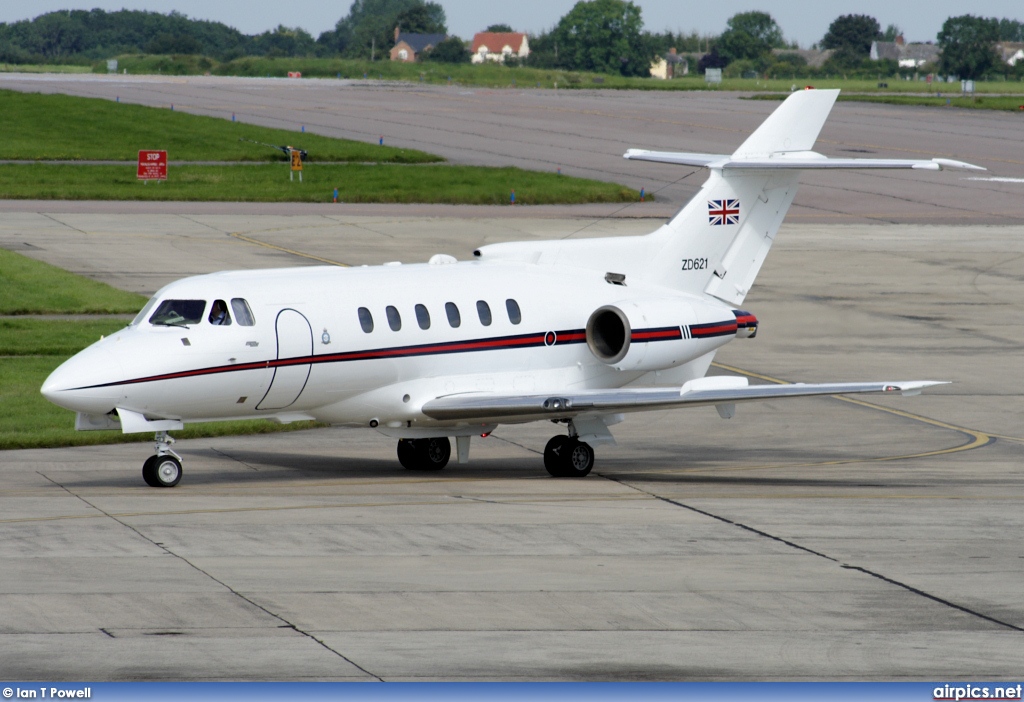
xmin=708 ymin=198 xmax=740 ymax=225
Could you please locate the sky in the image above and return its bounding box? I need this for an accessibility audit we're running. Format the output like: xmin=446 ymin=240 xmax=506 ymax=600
xmin=3 ymin=0 xmax=1022 ymax=47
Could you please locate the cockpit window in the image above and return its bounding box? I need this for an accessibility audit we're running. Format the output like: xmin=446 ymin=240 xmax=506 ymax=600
xmin=131 ymin=296 xmax=160 ymax=326
xmin=149 ymin=299 xmax=206 ymax=327
xmin=209 ymin=300 xmax=232 ymax=326
xmin=231 ymin=298 xmax=255 ymax=326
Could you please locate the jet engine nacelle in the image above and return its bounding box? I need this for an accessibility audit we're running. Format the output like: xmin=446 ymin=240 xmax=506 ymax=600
xmin=586 ymin=297 xmax=732 ymax=372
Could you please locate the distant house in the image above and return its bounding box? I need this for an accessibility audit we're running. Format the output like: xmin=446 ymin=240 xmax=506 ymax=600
xmin=771 ymin=48 xmax=834 ymax=68
xmin=650 ymin=48 xmax=687 ymax=79
xmin=998 ymin=42 xmax=1024 ymax=66
xmin=390 ymin=27 xmax=446 ymax=62
xmin=470 ymin=32 xmax=529 ymax=64
xmin=870 ymin=35 xmax=938 ymax=68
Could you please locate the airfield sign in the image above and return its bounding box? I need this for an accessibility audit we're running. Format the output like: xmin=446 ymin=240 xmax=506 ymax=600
xmin=137 ymin=150 xmax=167 ymax=181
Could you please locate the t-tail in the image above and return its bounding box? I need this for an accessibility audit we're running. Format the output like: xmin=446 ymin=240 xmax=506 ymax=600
xmin=623 ymin=88 xmax=982 ymax=306
xmin=476 ymin=89 xmax=982 ymax=306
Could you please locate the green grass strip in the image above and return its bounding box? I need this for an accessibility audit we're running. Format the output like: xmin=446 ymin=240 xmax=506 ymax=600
xmin=0 ymin=88 xmax=441 ymax=162
xmin=0 ymin=248 xmax=148 ymax=315
xmin=746 ymin=92 xmax=1024 ymax=112
xmin=93 ymin=57 xmax=1024 ymax=94
xmin=0 ymin=163 xmax=640 ymax=204
xmin=0 ymin=317 xmax=130 ymax=355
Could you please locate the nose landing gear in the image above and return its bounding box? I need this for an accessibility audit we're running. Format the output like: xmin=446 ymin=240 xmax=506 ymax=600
xmin=544 ymin=435 xmax=594 ymax=477
xmin=142 ymin=431 xmax=182 ymax=487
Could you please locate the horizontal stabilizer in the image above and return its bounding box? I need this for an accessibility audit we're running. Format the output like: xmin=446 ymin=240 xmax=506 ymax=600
xmin=422 ymin=380 xmax=948 ymax=422
xmin=624 ymin=149 xmax=985 ymax=172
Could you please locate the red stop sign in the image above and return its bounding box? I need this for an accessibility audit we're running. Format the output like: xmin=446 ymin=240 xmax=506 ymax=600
xmin=137 ymin=150 xmax=167 ymax=180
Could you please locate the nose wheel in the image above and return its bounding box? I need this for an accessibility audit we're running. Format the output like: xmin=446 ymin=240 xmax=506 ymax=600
xmin=397 ymin=437 xmax=451 ymax=470
xmin=142 ymin=432 xmax=183 ymax=487
xmin=544 ymin=435 xmax=594 ymax=477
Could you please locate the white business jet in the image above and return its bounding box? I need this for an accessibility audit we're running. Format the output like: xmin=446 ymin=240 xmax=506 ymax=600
xmin=41 ymin=89 xmax=982 ymax=487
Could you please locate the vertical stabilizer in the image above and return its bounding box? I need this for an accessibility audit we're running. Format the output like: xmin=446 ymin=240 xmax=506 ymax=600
xmin=732 ymin=89 xmax=839 ymax=158
xmin=645 ymin=90 xmax=840 ymax=305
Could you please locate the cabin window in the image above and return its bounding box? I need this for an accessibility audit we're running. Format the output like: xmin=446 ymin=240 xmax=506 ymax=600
xmin=506 ymin=298 xmax=522 ymax=325
xmin=476 ymin=300 xmax=492 ymax=326
xmin=358 ymin=307 xmax=374 ymax=333
xmin=231 ymin=298 xmax=255 ymax=326
xmin=386 ymin=305 xmax=402 ymax=331
xmin=415 ymin=304 xmax=431 ymax=330
xmin=149 ymin=299 xmax=206 ymax=327
xmin=209 ymin=299 xmax=232 ymax=326
xmin=445 ymin=302 xmax=461 ymax=328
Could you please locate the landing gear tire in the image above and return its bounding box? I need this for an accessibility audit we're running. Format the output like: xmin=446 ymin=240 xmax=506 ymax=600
xmin=397 ymin=437 xmax=451 ymax=470
xmin=544 ymin=436 xmax=594 ymax=478
xmin=397 ymin=439 xmax=419 ymax=469
xmin=142 ymin=454 xmax=182 ymax=487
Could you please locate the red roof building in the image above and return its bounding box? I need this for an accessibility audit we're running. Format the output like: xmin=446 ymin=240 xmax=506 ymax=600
xmin=470 ymin=32 xmax=529 ymax=64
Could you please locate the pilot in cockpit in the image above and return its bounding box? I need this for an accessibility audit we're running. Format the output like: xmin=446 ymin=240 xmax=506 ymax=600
xmin=209 ymin=300 xmax=231 ymax=325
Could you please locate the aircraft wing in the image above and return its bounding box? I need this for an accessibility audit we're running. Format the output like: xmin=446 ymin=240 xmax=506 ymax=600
xmin=421 ymin=377 xmax=947 ymax=422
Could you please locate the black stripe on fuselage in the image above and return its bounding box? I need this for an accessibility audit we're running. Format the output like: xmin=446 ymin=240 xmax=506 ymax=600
xmin=71 ymin=322 xmax=732 ymax=391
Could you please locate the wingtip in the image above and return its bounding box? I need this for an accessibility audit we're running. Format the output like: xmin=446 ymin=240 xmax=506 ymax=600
xmin=893 ymin=380 xmax=950 ymax=397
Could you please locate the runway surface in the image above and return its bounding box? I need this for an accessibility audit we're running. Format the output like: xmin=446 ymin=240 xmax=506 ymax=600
xmin=3 ymin=73 xmax=1024 ymax=223
xmin=1 ymin=75 xmax=1023 ymax=679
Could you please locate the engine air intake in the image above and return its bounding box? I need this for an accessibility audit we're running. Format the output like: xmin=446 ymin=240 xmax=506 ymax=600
xmin=586 ymin=306 xmax=630 ymax=365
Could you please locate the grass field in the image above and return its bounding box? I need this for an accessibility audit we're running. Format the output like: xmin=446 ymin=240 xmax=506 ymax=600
xmin=0 ymin=249 xmax=322 ymax=450
xmin=1 ymin=63 xmax=91 ymax=73
xmin=0 ymin=89 xmax=440 ymax=163
xmin=747 ymin=92 xmax=1024 ymax=112
xmin=0 ymin=163 xmax=640 ymax=204
xmin=0 ymin=248 xmax=147 ymax=314
xmin=92 ymin=54 xmax=1024 ymax=95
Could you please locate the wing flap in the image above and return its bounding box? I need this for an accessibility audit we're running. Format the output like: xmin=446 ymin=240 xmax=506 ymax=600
xmin=421 ymin=379 xmax=948 ymax=422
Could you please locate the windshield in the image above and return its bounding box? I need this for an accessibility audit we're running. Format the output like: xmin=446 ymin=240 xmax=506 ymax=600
xmin=149 ymin=299 xmax=207 ymax=327
xmin=130 ymin=296 xmax=160 ymax=326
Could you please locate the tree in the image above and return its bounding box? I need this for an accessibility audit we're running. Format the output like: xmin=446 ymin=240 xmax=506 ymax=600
xmin=882 ymin=24 xmax=902 ymax=42
xmin=394 ymin=3 xmax=446 ymax=35
xmin=938 ymin=14 xmax=999 ymax=79
xmin=997 ymin=18 xmax=1024 ymax=42
xmin=323 ymin=0 xmax=443 ymax=59
xmin=145 ymin=33 xmax=203 ymax=55
xmin=423 ymin=36 xmax=469 ymax=62
xmin=821 ymin=14 xmax=881 ymax=56
xmin=697 ymin=46 xmax=727 ymax=73
xmin=252 ymin=25 xmax=316 ymax=57
xmin=550 ymin=0 xmax=650 ymax=76
xmin=485 ymin=24 xmax=514 ymax=33
xmin=717 ymin=11 xmax=784 ymax=62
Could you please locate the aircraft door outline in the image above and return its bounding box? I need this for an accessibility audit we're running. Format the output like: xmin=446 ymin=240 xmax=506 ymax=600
xmin=256 ymin=308 xmax=313 ymax=410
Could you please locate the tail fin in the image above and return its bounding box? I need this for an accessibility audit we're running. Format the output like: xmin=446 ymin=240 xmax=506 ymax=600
xmin=476 ymin=90 xmax=981 ymax=305
xmin=623 ymin=89 xmax=980 ymax=306
xmin=638 ymin=89 xmax=839 ymax=306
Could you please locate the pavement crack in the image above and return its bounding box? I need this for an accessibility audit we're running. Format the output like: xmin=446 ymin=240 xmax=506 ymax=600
xmin=210 ymin=447 xmax=260 ymax=471
xmin=603 ymin=474 xmax=1024 ymax=634
xmin=36 ymin=471 xmax=384 ymax=680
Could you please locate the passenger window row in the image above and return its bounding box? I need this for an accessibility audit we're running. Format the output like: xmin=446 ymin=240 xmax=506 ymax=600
xmin=358 ymin=299 xmax=521 ymax=333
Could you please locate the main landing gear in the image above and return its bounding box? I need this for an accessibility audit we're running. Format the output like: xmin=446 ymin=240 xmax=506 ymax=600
xmin=397 ymin=437 xmax=451 ymax=470
xmin=544 ymin=435 xmax=595 ymax=478
xmin=142 ymin=431 xmax=182 ymax=488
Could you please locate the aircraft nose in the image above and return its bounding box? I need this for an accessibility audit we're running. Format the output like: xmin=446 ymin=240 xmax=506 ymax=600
xmin=41 ymin=346 xmax=126 ymax=414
